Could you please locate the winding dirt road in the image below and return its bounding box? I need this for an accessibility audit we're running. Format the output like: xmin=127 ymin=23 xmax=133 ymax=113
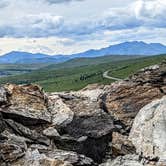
xmin=103 ymin=70 xmax=122 ymax=81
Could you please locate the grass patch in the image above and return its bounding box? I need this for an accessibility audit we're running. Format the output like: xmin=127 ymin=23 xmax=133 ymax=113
xmin=0 ymin=55 xmax=165 ymax=92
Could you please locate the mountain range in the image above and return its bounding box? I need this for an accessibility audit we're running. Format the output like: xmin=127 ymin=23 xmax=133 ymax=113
xmin=0 ymin=41 xmax=166 ymax=64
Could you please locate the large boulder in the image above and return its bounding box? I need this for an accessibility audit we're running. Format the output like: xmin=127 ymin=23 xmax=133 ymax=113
xmin=52 ymin=84 xmax=105 ymax=117
xmin=129 ymin=96 xmax=166 ymax=161
xmin=101 ymin=63 xmax=166 ymax=128
xmin=0 ymin=84 xmax=51 ymax=125
xmin=64 ymin=113 xmax=114 ymax=138
xmin=49 ymin=87 xmax=115 ymax=163
xmin=58 ymin=113 xmax=114 ymax=163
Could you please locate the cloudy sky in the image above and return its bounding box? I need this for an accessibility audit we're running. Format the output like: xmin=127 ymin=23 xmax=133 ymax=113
xmin=0 ymin=0 xmax=165 ymax=55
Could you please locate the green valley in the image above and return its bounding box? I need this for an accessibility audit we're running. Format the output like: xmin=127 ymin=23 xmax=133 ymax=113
xmin=0 ymin=55 xmax=165 ymax=92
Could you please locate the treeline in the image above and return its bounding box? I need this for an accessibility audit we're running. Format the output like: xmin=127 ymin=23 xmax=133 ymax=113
xmin=79 ymin=71 xmax=102 ymax=81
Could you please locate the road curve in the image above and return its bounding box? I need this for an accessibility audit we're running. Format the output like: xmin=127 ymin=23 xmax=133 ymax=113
xmin=103 ymin=70 xmax=122 ymax=81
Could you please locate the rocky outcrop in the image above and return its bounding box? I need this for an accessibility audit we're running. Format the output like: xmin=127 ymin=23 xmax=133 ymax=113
xmin=0 ymin=62 xmax=165 ymax=165
xmin=129 ymin=96 xmax=166 ymax=162
xmin=50 ymin=88 xmax=115 ymax=163
xmin=0 ymin=83 xmax=105 ymax=165
xmin=101 ymin=62 xmax=166 ymax=128
xmin=0 ymin=84 xmax=96 ymax=165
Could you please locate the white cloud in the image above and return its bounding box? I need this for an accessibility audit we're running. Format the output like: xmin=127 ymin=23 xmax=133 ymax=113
xmin=0 ymin=37 xmax=75 ymax=55
xmin=0 ymin=0 xmax=165 ymax=55
xmin=135 ymin=0 xmax=166 ymax=27
xmin=103 ymin=27 xmax=166 ymax=44
xmin=0 ymin=0 xmax=9 ymax=8
xmin=0 ymin=13 xmax=64 ymax=38
xmin=1 ymin=26 xmax=166 ymax=56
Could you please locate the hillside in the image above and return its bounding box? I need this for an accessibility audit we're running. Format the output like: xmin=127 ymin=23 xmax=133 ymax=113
xmin=42 ymin=55 xmax=141 ymax=70
xmin=0 ymin=55 xmax=140 ymax=78
xmin=0 ymin=63 xmax=50 ymax=77
xmin=0 ymin=54 xmax=165 ymax=92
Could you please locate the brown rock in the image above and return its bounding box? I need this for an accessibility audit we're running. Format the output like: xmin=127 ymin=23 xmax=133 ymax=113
xmin=11 ymin=149 xmax=73 ymax=166
xmin=0 ymin=84 xmax=51 ymax=125
xmin=111 ymin=132 xmax=135 ymax=158
xmin=101 ymin=63 xmax=166 ymax=127
xmin=5 ymin=84 xmax=48 ymax=110
xmin=0 ymin=130 xmax=27 ymax=163
xmin=0 ymin=143 xmax=25 ymax=163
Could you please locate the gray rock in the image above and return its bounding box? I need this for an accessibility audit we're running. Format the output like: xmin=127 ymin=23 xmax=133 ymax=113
xmin=49 ymin=88 xmax=115 ymax=163
xmin=100 ymin=155 xmax=143 ymax=166
xmin=43 ymin=127 xmax=60 ymax=138
xmin=12 ymin=148 xmax=94 ymax=166
xmin=64 ymin=113 xmax=114 ymax=138
xmin=47 ymin=149 xmax=95 ymax=166
xmin=0 ymin=86 xmax=8 ymax=106
xmin=12 ymin=148 xmax=73 ymax=166
xmin=0 ymin=130 xmax=27 ymax=163
xmin=48 ymin=94 xmax=74 ymax=127
xmin=5 ymin=119 xmax=50 ymax=145
xmin=0 ymin=113 xmax=6 ymax=133
xmin=57 ymin=113 xmax=114 ymax=163
xmin=30 ymin=144 xmax=51 ymax=152
xmin=129 ymin=96 xmax=166 ymax=160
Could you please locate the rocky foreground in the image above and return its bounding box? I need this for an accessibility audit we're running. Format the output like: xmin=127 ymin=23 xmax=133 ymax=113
xmin=0 ymin=62 xmax=166 ymax=166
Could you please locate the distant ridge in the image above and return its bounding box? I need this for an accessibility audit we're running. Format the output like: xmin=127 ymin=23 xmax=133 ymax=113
xmin=0 ymin=41 xmax=166 ymax=64
xmin=69 ymin=41 xmax=166 ymax=58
